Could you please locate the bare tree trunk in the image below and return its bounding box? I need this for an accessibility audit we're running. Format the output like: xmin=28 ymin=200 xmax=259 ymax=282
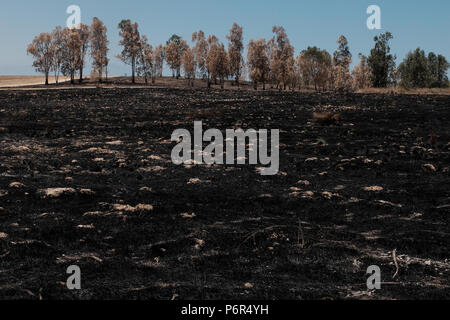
xmin=79 ymin=63 xmax=83 ymax=83
xmin=45 ymin=72 xmax=49 ymax=85
xmin=132 ymin=58 xmax=136 ymax=84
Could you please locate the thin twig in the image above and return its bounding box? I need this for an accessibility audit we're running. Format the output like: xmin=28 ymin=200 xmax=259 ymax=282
xmin=238 ymin=225 xmax=290 ymax=249
xmin=297 ymin=220 xmax=305 ymax=249
xmin=354 ymin=281 xmax=404 ymax=287
xmin=392 ymin=249 xmax=399 ymax=279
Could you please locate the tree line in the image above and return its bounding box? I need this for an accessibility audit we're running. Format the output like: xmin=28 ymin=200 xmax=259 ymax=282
xmin=27 ymin=18 xmax=108 ymax=85
xmin=28 ymin=19 xmax=449 ymax=90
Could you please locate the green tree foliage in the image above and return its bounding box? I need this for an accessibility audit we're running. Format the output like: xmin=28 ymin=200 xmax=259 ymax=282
xmin=427 ymin=53 xmax=449 ymax=88
xmin=367 ymin=32 xmax=396 ymax=88
xmin=398 ymin=48 xmax=429 ymax=88
xmin=167 ymin=34 xmax=182 ymax=46
xmin=398 ymin=49 xmax=449 ymax=88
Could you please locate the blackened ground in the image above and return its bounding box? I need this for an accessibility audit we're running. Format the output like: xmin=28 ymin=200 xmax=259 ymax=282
xmin=0 ymin=87 xmax=449 ymax=300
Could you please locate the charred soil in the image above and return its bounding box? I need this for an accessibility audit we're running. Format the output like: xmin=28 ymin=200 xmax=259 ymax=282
xmin=0 ymin=87 xmax=449 ymax=299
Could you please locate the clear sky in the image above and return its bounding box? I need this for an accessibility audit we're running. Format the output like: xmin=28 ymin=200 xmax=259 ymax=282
xmin=1 ymin=0 xmax=449 ymax=76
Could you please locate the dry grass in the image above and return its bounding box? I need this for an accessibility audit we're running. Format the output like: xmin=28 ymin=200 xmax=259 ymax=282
xmin=357 ymin=87 xmax=450 ymax=95
xmin=312 ymin=112 xmax=341 ymax=125
xmin=0 ymin=76 xmax=70 ymax=88
xmin=2 ymin=75 xmax=449 ymax=96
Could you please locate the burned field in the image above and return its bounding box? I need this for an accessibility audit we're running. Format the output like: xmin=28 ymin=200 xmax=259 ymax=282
xmin=0 ymin=87 xmax=449 ymax=300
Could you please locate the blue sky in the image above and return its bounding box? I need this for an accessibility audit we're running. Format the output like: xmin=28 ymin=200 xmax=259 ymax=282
xmin=1 ymin=0 xmax=449 ymax=75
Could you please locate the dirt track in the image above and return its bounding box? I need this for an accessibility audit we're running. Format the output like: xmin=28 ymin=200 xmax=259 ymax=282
xmin=0 ymin=87 xmax=449 ymax=299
